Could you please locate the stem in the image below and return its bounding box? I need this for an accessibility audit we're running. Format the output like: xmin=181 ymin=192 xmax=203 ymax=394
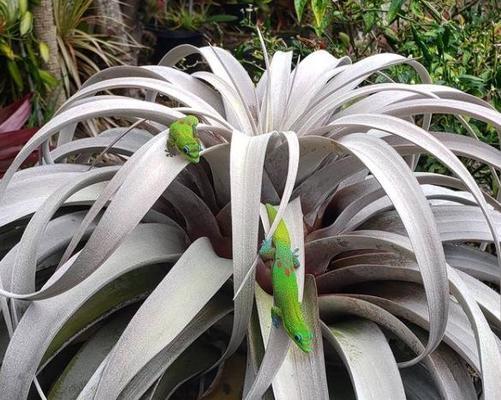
xmin=451 ymin=0 xmax=482 ymax=18
xmin=418 ymin=0 xmax=445 ymax=23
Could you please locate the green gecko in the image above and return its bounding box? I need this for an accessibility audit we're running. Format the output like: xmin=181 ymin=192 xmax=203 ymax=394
xmin=166 ymin=115 xmax=202 ymax=163
xmin=259 ymin=203 xmax=313 ymax=352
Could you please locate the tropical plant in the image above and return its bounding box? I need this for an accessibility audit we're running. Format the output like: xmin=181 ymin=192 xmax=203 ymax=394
xmin=54 ymin=0 xmax=137 ymax=95
xmin=0 ymin=41 xmax=500 ymax=400
xmin=294 ymin=0 xmax=331 ymax=34
xmin=0 ymin=0 xmax=58 ymax=116
xmin=143 ymin=0 xmax=236 ymax=31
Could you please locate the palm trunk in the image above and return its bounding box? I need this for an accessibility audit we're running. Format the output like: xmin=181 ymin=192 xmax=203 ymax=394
xmin=94 ymin=0 xmax=139 ymax=66
xmin=32 ymin=0 xmax=66 ymax=108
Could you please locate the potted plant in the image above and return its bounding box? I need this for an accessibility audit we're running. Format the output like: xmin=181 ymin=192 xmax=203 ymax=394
xmin=143 ymin=0 xmax=236 ymax=63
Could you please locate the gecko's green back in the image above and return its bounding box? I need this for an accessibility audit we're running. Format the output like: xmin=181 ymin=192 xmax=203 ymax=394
xmin=265 ymin=204 xmax=291 ymax=247
xmin=167 ymin=115 xmax=201 ymax=163
xmin=263 ymin=203 xmax=313 ymax=353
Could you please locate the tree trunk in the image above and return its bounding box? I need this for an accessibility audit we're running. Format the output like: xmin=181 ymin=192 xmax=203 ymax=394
xmin=94 ymin=0 xmax=140 ymax=66
xmin=122 ymin=0 xmax=143 ymax=52
xmin=32 ymin=0 xmax=66 ymax=108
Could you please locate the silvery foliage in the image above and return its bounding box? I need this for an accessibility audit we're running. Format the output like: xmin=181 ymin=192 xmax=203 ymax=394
xmin=0 ymin=43 xmax=500 ymax=400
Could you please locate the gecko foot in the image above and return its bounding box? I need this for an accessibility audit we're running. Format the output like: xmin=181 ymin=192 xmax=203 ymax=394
xmin=259 ymin=239 xmax=275 ymax=260
xmin=271 ymin=306 xmax=282 ymax=328
xmin=292 ymin=248 xmax=300 ymax=268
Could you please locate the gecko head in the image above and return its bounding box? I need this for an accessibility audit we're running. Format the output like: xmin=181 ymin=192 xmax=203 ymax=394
xmin=178 ymin=141 xmax=202 ymax=163
xmin=290 ymin=328 xmax=314 ymax=353
xmin=184 ymin=115 xmax=199 ymax=127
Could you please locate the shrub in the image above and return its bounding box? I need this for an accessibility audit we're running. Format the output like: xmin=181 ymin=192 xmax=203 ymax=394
xmin=0 ymin=43 xmax=500 ymax=399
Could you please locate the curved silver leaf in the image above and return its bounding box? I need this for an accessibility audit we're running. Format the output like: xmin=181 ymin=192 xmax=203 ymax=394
xmin=333 ymin=133 xmax=448 ymax=363
xmin=322 ymin=318 xmax=406 ymax=399
xmin=0 ymin=223 xmax=185 ymax=400
xmin=92 ymin=237 xmax=232 ymax=399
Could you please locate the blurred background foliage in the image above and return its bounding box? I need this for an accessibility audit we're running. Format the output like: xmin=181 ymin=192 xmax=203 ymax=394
xmin=210 ymin=0 xmax=499 ymax=191
xmin=0 ymin=0 xmax=499 ymax=184
xmin=0 ymin=0 xmax=57 ymax=125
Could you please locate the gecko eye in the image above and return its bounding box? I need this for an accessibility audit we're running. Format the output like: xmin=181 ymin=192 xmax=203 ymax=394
xmin=182 ymin=145 xmax=189 ymax=154
xmin=294 ymin=334 xmax=302 ymax=343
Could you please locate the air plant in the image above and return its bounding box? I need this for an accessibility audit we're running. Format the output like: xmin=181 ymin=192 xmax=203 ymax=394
xmin=0 ymin=36 xmax=500 ymax=400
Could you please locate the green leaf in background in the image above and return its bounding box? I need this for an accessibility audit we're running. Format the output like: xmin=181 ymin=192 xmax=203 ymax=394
xmin=19 ymin=0 xmax=28 ymax=15
xmin=409 ymin=0 xmax=422 ymax=16
xmin=443 ymin=24 xmax=451 ymax=50
xmin=311 ymin=0 xmax=328 ymax=29
xmin=458 ymin=74 xmax=486 ymax=93
xmin=317 ymin=10 xmax=331 ymax=35
xmin=383 ymin=27 xmax=399 ymax=45
xmin=363 ymin=11 xmax=376 ymax=33
xmin=0 ymin=40 xmax=15 ymax=60
xmin=7 ymin=60 xmax=23 ymax=90
xmin=294 ymin=0 xmax=308 ymax=22
xmin=411 ymin=25 xmax=432 ymax=68
xmin=387 ymin=0 xmax=406 ymax=24
xmin=39 ymin=41 xmax=50 ymax=62
xmin=2 ymin=0 xmax=18 ymax=25
xmin=0 ymin=2 xmax=8 ymax=22
xmin=19 ymin=10 xmax=32 ymax=36
xmin=436 ymin=31 xmax=444 ymax=55
xmin=39 ymin=70 xmax=59 ymax=88
xmin=339 ymin=32 xmax=350 ymax=48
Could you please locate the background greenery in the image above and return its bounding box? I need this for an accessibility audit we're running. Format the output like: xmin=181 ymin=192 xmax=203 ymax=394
xmin=206 ymin=0 xmax=500 ymax=191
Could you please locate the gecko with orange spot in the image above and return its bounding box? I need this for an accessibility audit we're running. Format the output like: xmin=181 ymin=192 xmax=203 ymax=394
xmin=259 ymin=204 xmax=313 ymax=352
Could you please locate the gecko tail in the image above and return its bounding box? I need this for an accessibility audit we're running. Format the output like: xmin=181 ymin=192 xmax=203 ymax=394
xmin=265 ymin=203 xmax=277 ymax=223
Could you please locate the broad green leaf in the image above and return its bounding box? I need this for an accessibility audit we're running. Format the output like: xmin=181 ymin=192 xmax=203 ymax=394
xmin=19 ymin=10 xmax=32 ymax=35
xmin=0 ymin=41 xmax=15 ymax=60
xmin=311 ymin=0 xmax=329 ymax=29
xmin=7 ymin=60 xmax=23 ymax=90
xmin=39 ymin=41 xmax=49 ymax=63
xmin=19 ymin=0 xmax=28 ymax=15
xmin=294 ymin=0 xmax=308 ymax=21
xmin=39 ymin=70 xmax=59 ymax=88
xmin=387 ymin=0 xmax=406 ymax=24
xmin=363 ymin=11 xmax=376 ymax=33
xmin=339 ymin=32 xmax=350 ymax=48
xmin=411 ymin=25 xmax=432 ymax=67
